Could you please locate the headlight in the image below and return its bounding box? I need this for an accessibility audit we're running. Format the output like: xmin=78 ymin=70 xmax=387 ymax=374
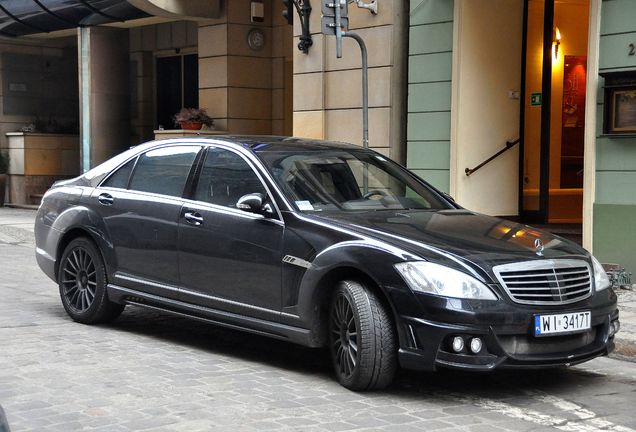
xmin=591 ymin=255 xmax=611 ymax=292
xmin=394 ymin=261 xmax=498 ymax=300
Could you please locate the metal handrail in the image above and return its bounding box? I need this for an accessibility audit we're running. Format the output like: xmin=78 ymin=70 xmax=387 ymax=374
xmin=465 ymin=139 xmax=520 ymax=176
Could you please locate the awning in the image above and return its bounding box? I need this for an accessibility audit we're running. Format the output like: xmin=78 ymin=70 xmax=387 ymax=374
xmin=0 ymin=0 xmax=150 ymax=37
xmin=0 ymin=0 xmax=222 ymax=37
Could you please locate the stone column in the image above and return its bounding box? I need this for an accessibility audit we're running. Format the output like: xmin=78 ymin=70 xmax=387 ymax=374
xmin=78 ymin=27 xmax=130 ymax=171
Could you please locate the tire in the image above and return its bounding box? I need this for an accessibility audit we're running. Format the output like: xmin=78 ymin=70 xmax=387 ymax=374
xmin=329 ymin=280 xmax=397 ymax=391
xmin=58 ymin=237 xmax=124 ymax=324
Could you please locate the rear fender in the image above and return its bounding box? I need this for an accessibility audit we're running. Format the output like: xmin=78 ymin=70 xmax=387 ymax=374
xmin=50 ymin=205 xmax=116 ymax=278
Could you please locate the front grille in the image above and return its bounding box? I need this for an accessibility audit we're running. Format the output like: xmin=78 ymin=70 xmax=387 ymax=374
xmin=493 ymin=259 xmax=592 ymax=305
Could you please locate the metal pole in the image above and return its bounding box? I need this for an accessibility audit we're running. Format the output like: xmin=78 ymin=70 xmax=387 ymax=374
xmin=343 ymin=31 xmax=369 ymax=193
xmin=335 ymin=0 xmax=343 ymax=58
xmin=343 ymin=32 xmax=368 ymax=150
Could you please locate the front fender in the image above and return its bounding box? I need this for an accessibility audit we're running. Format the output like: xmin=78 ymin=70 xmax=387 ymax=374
xmin=290 ymin=240 xmax=421 ymax=347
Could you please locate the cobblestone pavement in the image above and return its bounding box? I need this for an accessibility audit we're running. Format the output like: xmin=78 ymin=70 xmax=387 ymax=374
xmin=1 ymin=208 xmax=636 ymax=432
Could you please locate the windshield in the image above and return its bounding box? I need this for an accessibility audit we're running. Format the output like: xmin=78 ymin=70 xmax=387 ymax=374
xmin=256 ymin=148 xmax=450 ymax=212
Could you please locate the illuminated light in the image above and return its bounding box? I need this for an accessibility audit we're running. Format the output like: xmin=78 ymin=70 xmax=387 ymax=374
xmin=470 ymin=338 xmax=483 ymax=354
xmin=452 ymin=336 xmax=464 ymax=352
xmin=552 ymin=27 xmax=561 ymax=62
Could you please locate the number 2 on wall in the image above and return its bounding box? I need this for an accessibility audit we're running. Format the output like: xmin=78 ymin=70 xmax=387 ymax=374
xmin=630 ymin=43 xmax=635 ymax=56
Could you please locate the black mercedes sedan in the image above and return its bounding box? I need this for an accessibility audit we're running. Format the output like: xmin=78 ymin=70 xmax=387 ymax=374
xmin=35 ymin=136 xmax=619 ymax=390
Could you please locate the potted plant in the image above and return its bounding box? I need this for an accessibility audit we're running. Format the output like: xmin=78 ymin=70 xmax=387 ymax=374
xmin=174 ymin=108 xmax=214 ymax=130
xmin=0 ymin=151 xmax=8 ymax=207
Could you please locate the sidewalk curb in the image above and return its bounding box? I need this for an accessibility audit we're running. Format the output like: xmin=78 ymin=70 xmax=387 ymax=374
xmin=612 ymin=339 xmax=636 ymax=363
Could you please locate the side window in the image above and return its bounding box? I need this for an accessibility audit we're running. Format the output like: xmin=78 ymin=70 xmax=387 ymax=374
xmin=128 ymin=146 xmax=200 ymax=197
xmin=101 ymin=157 xmax=136 ymax=189
xmin=194 ymin=148 xmax=266 ymax=207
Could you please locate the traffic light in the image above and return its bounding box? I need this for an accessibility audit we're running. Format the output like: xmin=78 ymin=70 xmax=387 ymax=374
xmin=282 ymin=0 xmax=294 ymax=25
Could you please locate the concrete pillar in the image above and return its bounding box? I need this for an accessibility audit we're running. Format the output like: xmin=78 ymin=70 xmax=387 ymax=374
xmin=78 ymin=27 xmax=130 ymax=171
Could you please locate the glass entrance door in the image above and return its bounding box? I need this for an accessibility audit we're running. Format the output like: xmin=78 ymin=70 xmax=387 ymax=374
xmin=520 ymin=0 xmax=552 ymax=223
xmin=520 ymin=0 xmax=590 ymax=225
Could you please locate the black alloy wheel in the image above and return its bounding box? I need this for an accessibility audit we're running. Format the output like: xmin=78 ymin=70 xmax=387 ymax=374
xmin=329 ymin=280 xmax=397 ymax=391
xmin=58 ymin=237 xmax=124 ymax=324
xmin=61 ymin=246 xmax=97 ymax=313
xmin=331 ymin=291 xmax=359 ymax=378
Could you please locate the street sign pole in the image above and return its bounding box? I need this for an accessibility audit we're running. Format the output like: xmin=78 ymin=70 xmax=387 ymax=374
xmin=334 ymin=0 xmax=343 ymax=58
xmin=321 ymin=0 xmax=368 ymax=150
xmin=343 ymin=32 xmax=369 ymax=192
xmin=343 ymin=32 xmax=368 ymax=150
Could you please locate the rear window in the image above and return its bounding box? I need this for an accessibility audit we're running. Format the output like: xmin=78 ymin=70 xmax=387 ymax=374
xmin=128 ymin=146 xmax=200 ymax=197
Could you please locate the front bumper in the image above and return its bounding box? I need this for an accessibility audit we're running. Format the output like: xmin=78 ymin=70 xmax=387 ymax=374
xmin=396 ymin=290 xmax=619 ymax=372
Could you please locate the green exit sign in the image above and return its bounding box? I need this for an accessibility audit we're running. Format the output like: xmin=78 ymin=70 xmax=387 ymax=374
xmin=531 ymin=92 xmax=542 ymax=106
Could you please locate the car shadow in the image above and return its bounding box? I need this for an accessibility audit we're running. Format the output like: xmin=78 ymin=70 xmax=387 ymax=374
xmin=101 ymin=305 xmax=611 ymax=397
xmin=103 ymin=305 xmax=334 ymax=377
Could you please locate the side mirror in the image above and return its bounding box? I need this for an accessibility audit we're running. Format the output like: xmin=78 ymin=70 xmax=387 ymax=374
xmin=236 ymin=193 xmax=275 ymax=217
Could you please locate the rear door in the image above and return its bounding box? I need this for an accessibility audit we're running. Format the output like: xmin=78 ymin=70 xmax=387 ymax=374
xmin=92 ymin=145 xmax=201 ymax=297
xmin=177 ymin=146 xmax=284 ymax=320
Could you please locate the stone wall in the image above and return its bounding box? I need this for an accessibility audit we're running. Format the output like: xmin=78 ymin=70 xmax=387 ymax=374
xmin=197 ymin=0 xmax=293 ymax=135
xmin=292 ymin=0 xmax=407 ymax=160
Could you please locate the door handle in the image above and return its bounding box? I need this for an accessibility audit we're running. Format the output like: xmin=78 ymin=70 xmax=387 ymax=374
xmin=184 ymin=211 xmax=204 ymax=226
xmin=98 ymin=193 xmax=114 ymax=206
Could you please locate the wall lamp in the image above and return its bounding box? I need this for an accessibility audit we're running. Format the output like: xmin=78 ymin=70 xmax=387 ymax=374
xmin=552 ymin=27 xmax=561 ymax=62
xmin=282 ymin=0 xmax=313 ymax=54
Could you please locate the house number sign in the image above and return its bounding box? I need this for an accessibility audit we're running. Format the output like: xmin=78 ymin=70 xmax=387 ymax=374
xmin=629 ymin=43 xmax=635 ymax=56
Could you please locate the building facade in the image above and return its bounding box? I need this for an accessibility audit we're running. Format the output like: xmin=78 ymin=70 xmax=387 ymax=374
xmin=406 ymin=0 xmax=636 ymax=273
xmin=0 ymin=0 xmax=634 ymax=273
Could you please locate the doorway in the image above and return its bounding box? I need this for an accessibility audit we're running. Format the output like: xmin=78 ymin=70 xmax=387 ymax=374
xmin=156 ymin=53 xmax=198 ymax=130
xmin=519 ymin=0 xmax=590 ymax=226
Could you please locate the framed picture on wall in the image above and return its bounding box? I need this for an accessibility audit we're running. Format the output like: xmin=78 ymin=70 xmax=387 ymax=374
xmin=610 ymin=89 xmax=636 ymax=133
xmin=601 ymin=70 xmax=636 ymax=136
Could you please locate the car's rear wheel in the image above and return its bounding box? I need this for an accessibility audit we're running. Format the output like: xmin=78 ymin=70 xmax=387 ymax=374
xmin=58 ymin=237 xmax=124 ymax=324
xmin=329 ymin=280 xmax=397 ymax=390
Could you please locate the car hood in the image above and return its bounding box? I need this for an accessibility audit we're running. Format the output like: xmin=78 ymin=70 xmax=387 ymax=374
xmin=310 ymin=209 xmax=589 ymax=280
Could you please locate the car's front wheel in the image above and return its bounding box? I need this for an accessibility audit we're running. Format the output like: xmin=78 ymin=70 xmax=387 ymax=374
xmin=329 ymin=280 xmax=397 ymax=390
xmin=58 ymin=237 xmax=124 ymax=324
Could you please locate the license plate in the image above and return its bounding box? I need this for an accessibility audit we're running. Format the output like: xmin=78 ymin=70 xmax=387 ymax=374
xmin=534 ymin=311 xmax=591 ymax=336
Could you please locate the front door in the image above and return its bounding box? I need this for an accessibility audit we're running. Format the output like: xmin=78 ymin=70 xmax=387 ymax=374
xmin=519 ymin=0 xmax=589 ymax=225
xmin=178 ymin=147 xmax=284 ymax=320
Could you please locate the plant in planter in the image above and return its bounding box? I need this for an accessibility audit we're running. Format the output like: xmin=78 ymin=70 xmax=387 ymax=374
xmin=0 ymin=151 xmax=9 ymax=207
xmin=173 ymin=108 xmax=214 ymax=130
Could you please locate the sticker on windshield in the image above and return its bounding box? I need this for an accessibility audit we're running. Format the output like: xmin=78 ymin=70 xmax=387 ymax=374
xmin=296 ymin=200 xmax=315 ymax=211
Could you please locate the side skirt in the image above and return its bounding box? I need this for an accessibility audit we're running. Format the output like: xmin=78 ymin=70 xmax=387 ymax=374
xmin=107 ymin=284 xmax=319 ymax=347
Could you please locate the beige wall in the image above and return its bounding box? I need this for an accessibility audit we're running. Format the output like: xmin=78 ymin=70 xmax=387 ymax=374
xmin=197 ymin=0 xmax=293 ymax=135
xmin=451 ymin=0 xmax=523 ymax=216
xmin=293 ymin=0 xmax=407 ymax=160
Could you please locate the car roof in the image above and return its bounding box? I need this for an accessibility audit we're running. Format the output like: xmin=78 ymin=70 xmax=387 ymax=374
xmin=177 ymin=135 xmax=365 ymax=153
